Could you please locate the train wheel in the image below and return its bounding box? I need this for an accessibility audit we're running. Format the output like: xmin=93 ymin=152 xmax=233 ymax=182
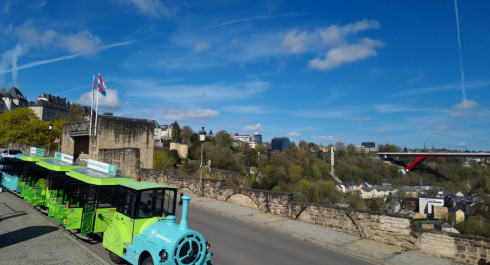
xmin=142 ymin=256 xmax=154 ymax=265
xmin=108 ymin=251 xmax=124 ymax=264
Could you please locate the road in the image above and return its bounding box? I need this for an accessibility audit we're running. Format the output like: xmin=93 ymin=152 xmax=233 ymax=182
xmin=63 ymin=202 xmax=372 ymax=265
xmin=187 ymin=205 xmax=373 ymax=265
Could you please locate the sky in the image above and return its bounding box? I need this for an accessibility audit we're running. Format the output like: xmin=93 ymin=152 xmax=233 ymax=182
xmin=1 ymin=0 xmax=489 ymax=151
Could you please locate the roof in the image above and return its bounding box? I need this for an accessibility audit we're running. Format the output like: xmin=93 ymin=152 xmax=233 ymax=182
xmin=118 ymin=180 xmax=178 ymax=190
xmin=37 ymin=159 xmax=85 ymax=172
xmin=17 ymin=153 xmax=51 ymax=162
xmin=66 ymin=167 xmax=133 ymax=185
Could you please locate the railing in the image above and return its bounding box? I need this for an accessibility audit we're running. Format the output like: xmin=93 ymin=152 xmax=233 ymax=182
xmin=69 ymin=121 xmax=90 ymax=136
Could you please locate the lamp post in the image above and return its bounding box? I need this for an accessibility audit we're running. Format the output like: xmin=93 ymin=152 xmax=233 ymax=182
xmin=198 ymin=127 xmax=206 ymax=196
xmin=48 ymin=122 xmax=53 ymax=156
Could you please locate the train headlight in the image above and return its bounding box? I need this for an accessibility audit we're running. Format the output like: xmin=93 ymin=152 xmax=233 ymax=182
xmin=159 ymin=249 xmax=168 ymax=262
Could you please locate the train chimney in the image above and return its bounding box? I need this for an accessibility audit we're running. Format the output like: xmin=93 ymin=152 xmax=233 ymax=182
xmin=179 ymin=195 xmax=191 ymax=231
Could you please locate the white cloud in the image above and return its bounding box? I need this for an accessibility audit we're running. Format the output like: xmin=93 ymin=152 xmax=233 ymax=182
xmin=161 ymin=108 xmax=219 ymax=121
xmin=222 ymin=105 xmax=270 ymax=114
xmin=309 ymin=38 xmax=384 ymax=71
xmin=456 ymin=142 xmax=468 ymax=148
xmin=453 ymin=99 xmax=479 ymax=110
xmin=449 ymin=111 xmax=473 ymax=118
xmin=126 ymin=0 xmax=171 ymax=17
xmin=58 ymin=30 xmax=101 ymax=55
xmin=282 ymin=30 xmax=310 ymax=53
xmin=281 ymin=19 xmax=380 ymax=54
xmin=77 ymin=88 xmax=121 ymax=112
xmin=194 ymin=42 xmax=210 ymax=52
xmin=128 ymin=79 xmax=269 ymax=103
xmin=242 ymin=123 xmax=263 ymax=131
xmin=286 ymin=131 xmax=301 ymax=137
xmin=350 ymin=116 xmax=373 ymax=122
xmin=16 ymin=27 xmax=101 ymax=55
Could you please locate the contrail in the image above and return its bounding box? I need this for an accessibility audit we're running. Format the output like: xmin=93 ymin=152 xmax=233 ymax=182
xmin=453 ymin=0 xmax=466 ymax=100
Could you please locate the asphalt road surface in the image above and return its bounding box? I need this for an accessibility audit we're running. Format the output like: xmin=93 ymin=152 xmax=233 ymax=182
xmin=66 ymin=203 xmax=373 ymax=265
xmin=186 ymin=205 xmax=373 ymax=265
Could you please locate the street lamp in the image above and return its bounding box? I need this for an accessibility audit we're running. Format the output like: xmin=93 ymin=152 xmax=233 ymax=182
xmin=48 ymin=122 xmax=53 ymax=155
xmin=198 ymin=127 xmax=206 ymax=196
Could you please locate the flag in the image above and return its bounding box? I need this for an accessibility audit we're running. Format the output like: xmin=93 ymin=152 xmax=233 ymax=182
xmin=97 ymin=73 xmax=107 ymax=96
xmin=92 ymin=75 xmax=98 ymax=90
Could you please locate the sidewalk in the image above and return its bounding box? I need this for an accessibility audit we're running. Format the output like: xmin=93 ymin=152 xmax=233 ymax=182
xmin=0 ymin=191 xmax=109 ymax=265
xmin=186 ymin=192 xmax=464 ymax=265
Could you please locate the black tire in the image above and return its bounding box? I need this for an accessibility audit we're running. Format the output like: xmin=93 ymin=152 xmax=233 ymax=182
xmin=142 ymin=256 xmax=154 ymax=265
xmin=108 ymin=251 xmax=124 ymax=264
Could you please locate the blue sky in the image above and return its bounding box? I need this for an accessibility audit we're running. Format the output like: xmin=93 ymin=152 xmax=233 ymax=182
xmin=1 ymin=0 xmax=489 ymax=151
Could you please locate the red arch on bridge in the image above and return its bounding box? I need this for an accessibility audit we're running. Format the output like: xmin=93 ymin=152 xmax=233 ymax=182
xmin=377 ymin=152 xmax=490 ymax=172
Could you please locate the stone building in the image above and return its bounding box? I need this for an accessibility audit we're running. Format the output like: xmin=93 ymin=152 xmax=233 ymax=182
xmin=433 ymin=205 xmax=448 ymax=221
xmin=0 ymin=87 xmax=29 ymax=113
xmin=170 ymin=142 xmax=188 ymax=158
xmin=29 ymin=93 xmax=70 ymax=121
xmin=62 ymin=114 xmax=156 ymax=177
xmin=447 ymin=207 xmax=465 ymax=226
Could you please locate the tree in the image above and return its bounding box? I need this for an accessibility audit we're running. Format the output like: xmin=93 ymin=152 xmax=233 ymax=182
xmin=378 ymin=143 xmax=400 ymax=152
xmin=0 ymin=108 xmax=41 ymax=146
xmin=153 ymin=149 xmax=176 ymax=169
xmin=67 ymin=104 xmax=87 ymax=122
xmin=168 ymin=149 xmax=181 ymax=164
xmin=347 ymin=191 xmax=366 ymax=210
xmin=180 ymin=126 xmax=193 ymax=143
xmin=170 ymin=121 xmax=181 ymax=142
xmin=213 ymin=130 xmax=232 ymax=148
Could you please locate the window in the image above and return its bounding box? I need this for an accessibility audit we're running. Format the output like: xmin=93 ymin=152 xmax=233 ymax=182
xmin=116 ymin=187 xmax=137 ymax=218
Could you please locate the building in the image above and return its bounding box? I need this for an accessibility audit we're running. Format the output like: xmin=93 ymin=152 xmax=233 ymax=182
xmin=404 ymin=197 xmax=419 ymax=211
xmin=170 ymin=142 xmax=188 ymax=158
xmin=0 ymin=87 xmax=29 ymax=113
xmin=433 ymin=206 xmax=448 ymax=220
xmin=154 ymin=124 xmax=171 ymax=142
xmin=359 ymin=184 xmax=394 ymax=199
xmin=231 ymin=132 xmax=262 ymax=148
xmin=62 ymin=115 xmax=156 ymax=177
xmin=361 ymin=142 xmax=375 ymax=148
xmin=29 ymin=93 xmax=70 ymax=121
xmin=271 ymin=137 xmax=290 ymax=151
xmin=447 ymin=207 xmax=465 ymax=226
xmin=419 ymin=195 xmax=444 ymax=215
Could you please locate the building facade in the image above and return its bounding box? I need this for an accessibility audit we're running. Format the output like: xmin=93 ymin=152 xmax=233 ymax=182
xmin=29 ymin=93 xmax=70 ymax=121
xmin=271 ymin=137 xmax=290 ymax=151
xmin=231 ymin=132 xmax=262 ymax=148
xmin=0 ymin=87 xmax=29 ymax=113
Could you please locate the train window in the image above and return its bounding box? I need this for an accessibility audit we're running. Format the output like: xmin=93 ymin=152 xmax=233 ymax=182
xmin=116 ymin=187 xmax=137 ymax=218
xmin=164 ymin=189 xmax=176 ymax=216
xmin=98 ymin=186 xmax=118 ymax=208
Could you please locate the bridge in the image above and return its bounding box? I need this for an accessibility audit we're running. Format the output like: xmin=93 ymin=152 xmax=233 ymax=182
xmin=377 ymin=152 xmax=490 ymax=173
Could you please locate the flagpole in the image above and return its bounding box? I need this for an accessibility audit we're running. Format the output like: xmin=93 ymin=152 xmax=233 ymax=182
xmin=95 ymin=87 xmax=99 ymax=136
xmin=89 ymin=74 xmax=95 ymax=136
xmin=95 ymin=73 xmax=100 ymax=136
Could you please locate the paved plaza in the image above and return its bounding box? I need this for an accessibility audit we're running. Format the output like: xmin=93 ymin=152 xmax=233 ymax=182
xmin=0 ymin=191 xmax=109 ymax=265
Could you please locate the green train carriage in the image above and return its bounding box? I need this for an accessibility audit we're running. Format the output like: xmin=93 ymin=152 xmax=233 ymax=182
xmin=63 ymin=159 xmax=134 ymax=235
xmin=35 ymin=152 xmax=85 ymax=216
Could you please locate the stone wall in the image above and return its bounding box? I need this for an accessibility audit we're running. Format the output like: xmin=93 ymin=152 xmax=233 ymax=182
xmin=98 ymin=148 xmax=140 ymax=177
xmin=90 ymin=116 xmax=155 ymax=169
xmin=169 ymin=142 xmax=188 ymax=159
xmin=413 ymin=230 xmax=490 ymax=264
